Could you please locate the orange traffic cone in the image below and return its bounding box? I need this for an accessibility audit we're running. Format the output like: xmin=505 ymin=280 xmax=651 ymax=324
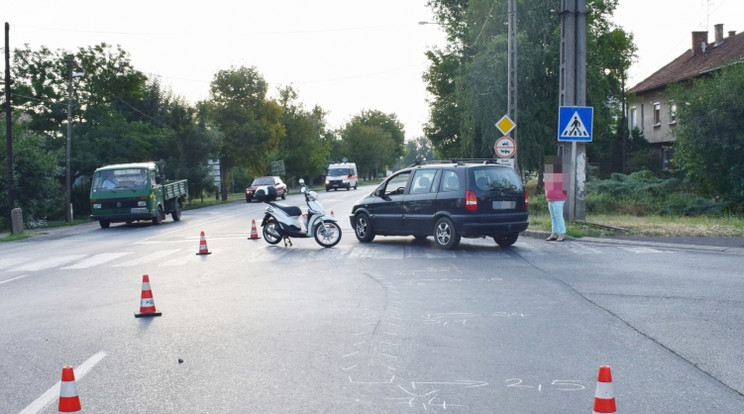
xmin=58 ymin=366 xmax=81 ymax=412
xmin=134 ymin=274 xmax=162 ymax=317
xmin=248 ymin=219 xmax=261 ymax=240
xmin=592 ymin=365 xmax=616 ymax=413
xmin=196 ymin=230 xmax=212 ymax=255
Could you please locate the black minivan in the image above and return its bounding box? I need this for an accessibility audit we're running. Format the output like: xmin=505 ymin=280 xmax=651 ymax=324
xmin=349 ymin=160 xmax=529 ymax=249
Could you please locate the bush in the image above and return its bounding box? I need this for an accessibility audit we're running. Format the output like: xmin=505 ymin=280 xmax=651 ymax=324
xmin=585 ymin=170 xmax=724 ymax=216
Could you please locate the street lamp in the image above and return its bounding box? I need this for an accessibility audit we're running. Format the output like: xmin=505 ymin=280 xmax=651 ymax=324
xmin=65 ymin=55 xmax=83 ymax=223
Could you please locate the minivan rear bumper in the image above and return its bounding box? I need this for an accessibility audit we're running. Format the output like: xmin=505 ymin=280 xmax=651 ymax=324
xmin=453 ymin=213 xmax=529 ymax=236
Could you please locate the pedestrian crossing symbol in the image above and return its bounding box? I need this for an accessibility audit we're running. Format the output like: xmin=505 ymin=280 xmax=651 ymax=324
xmin=558 ymin=106 xmax=593 ymax=142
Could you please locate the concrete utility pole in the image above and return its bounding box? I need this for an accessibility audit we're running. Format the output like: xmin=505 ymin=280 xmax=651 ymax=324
xmin=65 ymin=56 xmax=83 ymax=222
xmin=558 ymin=0 xmax=587 ymax=221
xmin=65 ymin=55 xmax=74 ymax=223
xmin=5 ymin=23 xmax=14 ymax=232
xmin=507 ymin=0 xmax=518 ymax=172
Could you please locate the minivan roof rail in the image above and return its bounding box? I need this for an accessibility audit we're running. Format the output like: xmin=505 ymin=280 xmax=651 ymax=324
xmin=408 ymin=158 xmax=505 ymax=167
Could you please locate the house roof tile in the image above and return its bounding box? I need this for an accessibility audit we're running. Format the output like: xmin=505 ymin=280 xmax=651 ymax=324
xmin=628 ymin=29 xmax=744 ymax=94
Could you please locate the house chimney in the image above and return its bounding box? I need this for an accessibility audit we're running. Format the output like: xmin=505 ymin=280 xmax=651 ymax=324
xmin=714 ymin=24 xmax=724 ymax=43
xmin=729 ymin=31 xmax=737 ymax=38
xmin=692 ymin=31 xmax=708 ymax=55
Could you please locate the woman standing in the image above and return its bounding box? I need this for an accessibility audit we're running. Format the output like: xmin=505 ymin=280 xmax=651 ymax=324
xmin=544 ymin=156 xmax=567 ymax=242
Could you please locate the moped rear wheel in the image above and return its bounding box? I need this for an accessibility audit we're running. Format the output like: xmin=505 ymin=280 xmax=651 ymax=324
xmin=262 ymin=220 xmax=282 ymax=245
xmin=314 ymin=221 xmax=342 ymax=248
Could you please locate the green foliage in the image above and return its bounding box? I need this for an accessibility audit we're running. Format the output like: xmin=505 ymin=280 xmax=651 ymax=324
xmin=276 ymin=86 xmax=331 ymax=186
xmin=0 ymin=118 xmax=64 ymax=224
xmin=668 ymin=63 xmax=744 ymax=206
xmin=3 ymin=42 xmax=222 ymax=228
xmin=206 ymin=66 xmax=285 ymax=199
xmin=585 ymin=170 xmax=723 ymax=216
xmin=402 ymin=137 xmax=437 ymax=166
xmin=339 ymin=110 xmax=405 ymax=179
xmin=424 ymin=0 xmax=635 ymax=174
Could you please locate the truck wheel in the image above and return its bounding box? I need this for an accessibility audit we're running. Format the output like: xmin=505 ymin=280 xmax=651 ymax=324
xmin=99 ymin=220 xmax=111 ymax=229
xmin=171 ymin=201 xmax=182 ymax=221
xmin=152 ymin=206 xmax=164 ymax=225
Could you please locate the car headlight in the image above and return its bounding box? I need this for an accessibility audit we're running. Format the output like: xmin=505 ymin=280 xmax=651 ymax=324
xmin=138 ymin=200 xmax=147 ymax=207
xmin=93 ymin=203 xmax=101 ymax=209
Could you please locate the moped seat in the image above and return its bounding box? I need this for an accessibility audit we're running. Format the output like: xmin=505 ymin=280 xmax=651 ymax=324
xmin=268 ymin=202 xmax=302 ymax=217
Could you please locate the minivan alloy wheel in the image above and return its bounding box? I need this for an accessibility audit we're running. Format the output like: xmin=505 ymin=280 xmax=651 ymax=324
xmin=354 ymin=213 xmax=375 ymax=242
xmin=434 ymin=217 xmax=460 ymax=249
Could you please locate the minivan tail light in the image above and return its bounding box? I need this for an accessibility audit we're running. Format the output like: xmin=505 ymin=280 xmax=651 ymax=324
xmin=524 ymin=191 xmax=529 ymax=209
xmin=465 ymin=190 xmax=478 ymax=211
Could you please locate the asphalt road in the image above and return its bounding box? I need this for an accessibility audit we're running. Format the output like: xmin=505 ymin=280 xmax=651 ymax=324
xmin=1 ymin=188 xmax=743 ymax=413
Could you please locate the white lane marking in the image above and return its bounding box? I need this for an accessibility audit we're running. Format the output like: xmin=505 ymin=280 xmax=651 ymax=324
xmin=0 ymin=275 xmax=29 ymax=285
xmin=0 ymin=257 xmax=33 ymax=270
xmin=11 ymin=255 xmax=86 ymax=272
xmin=18 ymin=351 xmax=107 ymax=414
xmin=113 ymin=249 xmax=182 ymax=267
xmin=132 ymin=210 xmax=259 ymax=245
xmin=62 ymin=252 xmax=133 ymax=269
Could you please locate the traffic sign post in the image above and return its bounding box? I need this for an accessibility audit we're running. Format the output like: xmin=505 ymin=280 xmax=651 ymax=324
xmin=558 ymin=106 xmax=593 ymax=142
xmin=494 ymin=136 xmax=516 ymax=159
xmin=494 ymin=115 xmax=518 ymax=172
xmin=495 ymin=115 xmax=516 ymax=136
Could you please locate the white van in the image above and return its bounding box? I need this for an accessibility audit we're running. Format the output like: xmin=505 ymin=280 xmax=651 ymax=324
xmin=325 ymin=162 xmax=358 ymax=191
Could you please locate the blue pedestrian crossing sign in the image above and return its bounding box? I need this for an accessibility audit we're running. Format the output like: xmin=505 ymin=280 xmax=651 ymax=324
xmin=558 ymin=106 xmax=593 ymax=142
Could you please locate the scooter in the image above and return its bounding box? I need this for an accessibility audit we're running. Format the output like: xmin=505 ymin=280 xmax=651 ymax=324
xmin=258 ymin=179 xmax=342 ymax=248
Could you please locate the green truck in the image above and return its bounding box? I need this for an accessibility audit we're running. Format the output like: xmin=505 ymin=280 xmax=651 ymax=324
xmin=90 ymin=161 xmax=188 ymax=228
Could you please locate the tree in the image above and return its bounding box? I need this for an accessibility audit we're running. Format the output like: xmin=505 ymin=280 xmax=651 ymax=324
xmin=158 ymin=93 xmax=220 ymax=202
xmin=10 ymin=43 xmax=179 ymax=217
xmin=340 ymin=110 xmax=405 ymax=179
xmin=206 ymin=66 xmax=284 ymax=199
xmin=402 ymin=136 xmax=437 ymax=166
xmin=276 ymin=85 xmax=330 ymax=186
xmin=424 ymin=0 xmax=635 ymax=174
xmin=0 ymin=114 xmax=63 ymax=225
xmin=669 ymin=63 xmax=744 ymax=206
xmin=8 ymin=42 xmax=220 ymax=221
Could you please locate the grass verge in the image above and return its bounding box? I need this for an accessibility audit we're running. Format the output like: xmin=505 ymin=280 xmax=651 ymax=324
xmin=529 ymin=213 xmax=744 ymax=238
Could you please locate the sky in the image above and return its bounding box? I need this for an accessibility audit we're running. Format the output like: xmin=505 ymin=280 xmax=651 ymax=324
xmin=4 ymin=0 xmax=744 ymax=140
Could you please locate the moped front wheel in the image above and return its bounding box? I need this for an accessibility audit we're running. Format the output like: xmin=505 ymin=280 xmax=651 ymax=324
xmin=314 ymin=220 xmax=342 ymax=248
xmin=262 ymin=219 xmax=283 ymax=245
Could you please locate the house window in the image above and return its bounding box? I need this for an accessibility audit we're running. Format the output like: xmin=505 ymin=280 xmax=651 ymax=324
xmin=669 ymin=103 xmax=677 ymax=125
xmin=661 ymin=146 xmax=673 ymax=171
xmin=653 ymin=103 xmax=661 ymax=126
xmin=629 ymin=107 xmax=638 ymax=130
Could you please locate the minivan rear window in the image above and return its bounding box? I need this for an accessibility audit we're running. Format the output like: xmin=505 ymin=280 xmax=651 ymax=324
xmin=471 ymin=167 xmax=521 ymax=191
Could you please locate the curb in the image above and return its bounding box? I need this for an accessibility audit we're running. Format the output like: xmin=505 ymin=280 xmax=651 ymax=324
xmin=522 ymin=230 xmax=744 ymax=256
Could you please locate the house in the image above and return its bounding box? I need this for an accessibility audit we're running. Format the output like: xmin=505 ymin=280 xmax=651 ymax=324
xmin=627 ymin=24 xmax=744 ymax=171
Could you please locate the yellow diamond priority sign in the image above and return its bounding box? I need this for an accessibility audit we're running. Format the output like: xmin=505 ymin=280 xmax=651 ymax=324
xmin=495 ymin=115 xmax=516 ymax=135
